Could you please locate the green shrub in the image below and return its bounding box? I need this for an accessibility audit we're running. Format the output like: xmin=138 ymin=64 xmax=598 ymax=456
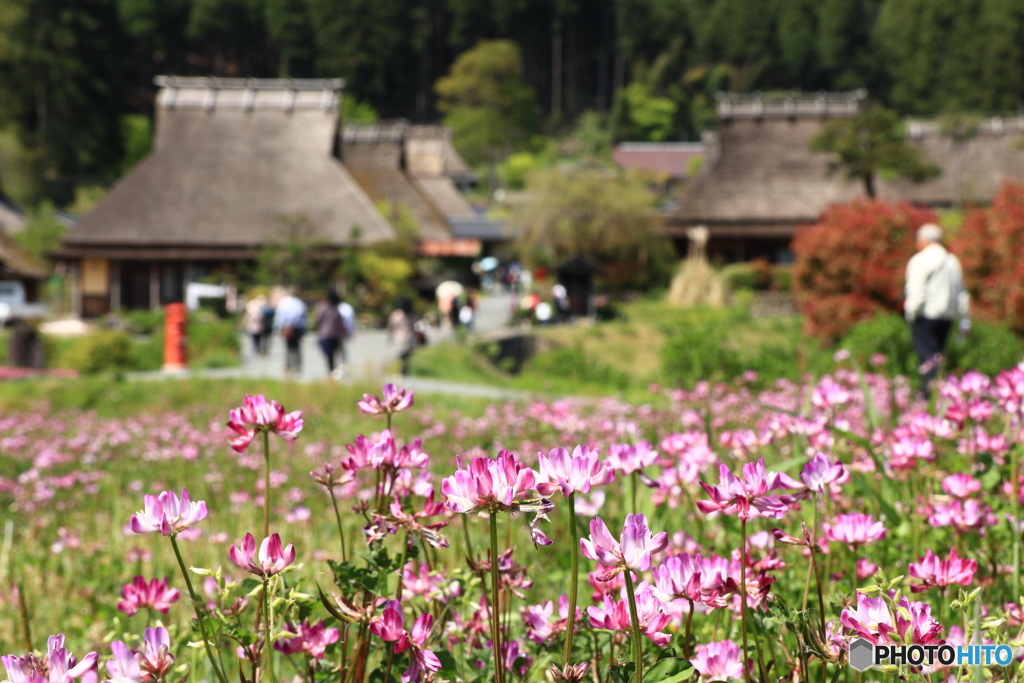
xmin=132 ymin=334 xmax=165 ymax=371
xmin=720 ymin=263 xmax=758 ymax=292
xmin=189 ymin=317 xmax=239 ymax=358
xmin=837 ymin=314 xmax=917 ymax=376
xmin=59 ymin=330 xmax=135 ymax=374
xmin=838 ymin=313 xmax=1024 ymax=378
xmin=118 ymin=310 xmax=165 ymax=335
xmin=773 ymin=266 xmax=792 ymax=292
xmin=947 ymin=319 xmax=1024 ymax=377
xmin=660 ymin=320 xmax=743 ymax=387
xmin=721 ymin=259 xmax=776 ymax=293
xmin=742 ymin=344 xmax=799 ymax=387
xmin=528 ymin=342 xmax=630 ymax=390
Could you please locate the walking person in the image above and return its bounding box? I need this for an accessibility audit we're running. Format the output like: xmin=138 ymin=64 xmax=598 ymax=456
xmin=387 ymin=295 xmax=417 ymax=377
xmin=273 ymin=287 xmax=308 ymax=378
xmin=904 ymin=223 xmax=970 ymax=400
xmin=337 ymin=295 xmax=356 ymax=377
xmin=242 ymin=295 xmax=267 ymax=356
xmin=315 ymin=290 xmax=345 ymax=379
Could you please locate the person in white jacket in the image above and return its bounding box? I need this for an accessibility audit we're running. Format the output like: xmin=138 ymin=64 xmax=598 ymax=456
xmin=904 ymin=223 xmax=970 ymax=399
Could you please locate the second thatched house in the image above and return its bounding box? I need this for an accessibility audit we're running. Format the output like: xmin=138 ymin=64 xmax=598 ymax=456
xmin=55 ymin=76 xmax=396 ymax=316
xmin=669 ymin=90 xmax=1024 ymax=264
xmin=667 ymin=91 xmax=867 ymax=264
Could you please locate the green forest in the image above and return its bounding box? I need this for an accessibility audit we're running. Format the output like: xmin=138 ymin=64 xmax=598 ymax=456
xmin=1 ymin=0 xmax=1023 ymax=207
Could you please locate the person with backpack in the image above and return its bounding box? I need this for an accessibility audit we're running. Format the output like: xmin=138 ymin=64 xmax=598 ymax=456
xmin=904 ymin=223 xmax=970 ymax=400
xmin=315 ymin=290 xmax=346 ymax=379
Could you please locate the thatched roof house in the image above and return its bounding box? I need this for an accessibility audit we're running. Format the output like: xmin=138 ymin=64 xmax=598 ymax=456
xmin=0 ymin=197 xmax=26 ymax=235
xmin=341 ymin=121 xmax=493 ymax=257
xmin=883 ymin=117 xmax=1024 ymax=205
xmin=668 ymin=91 xmax=867 ymax=263
xmin=670 ymin=90 xmax=1024 ymax=263
xmin=57 ymin=76 xmax=395 ymax=315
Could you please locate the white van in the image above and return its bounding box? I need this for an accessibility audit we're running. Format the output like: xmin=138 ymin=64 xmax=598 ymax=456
xmin=0 ymin=281 xmax=46 ymax=321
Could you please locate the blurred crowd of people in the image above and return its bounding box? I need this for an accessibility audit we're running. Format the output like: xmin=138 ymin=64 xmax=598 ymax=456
xmin=241 ymin=286 xmax=357 ymax=379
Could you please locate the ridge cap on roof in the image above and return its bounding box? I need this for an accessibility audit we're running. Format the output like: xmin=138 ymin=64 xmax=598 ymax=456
xmin=715 ymin=89 xmax=867 ymax=120
xmin=155 ymin=75 xmax=344 ymax=112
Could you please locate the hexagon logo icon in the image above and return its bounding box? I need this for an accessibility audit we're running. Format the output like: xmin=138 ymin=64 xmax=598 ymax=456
xmin=849 ymin=638 xmax=875 ymax=672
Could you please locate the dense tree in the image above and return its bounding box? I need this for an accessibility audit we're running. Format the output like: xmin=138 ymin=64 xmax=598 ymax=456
xmin=0 ymin=0 xmax=1022 ymax=208
xmin=876 ymin=0 xmax=1024 ymax=114
xmin=515 ymin=165 xmax=667 ymax=288
xmin=810 ymin=106 xmax=941 ymax=198
xmin=308 ymin=0 xmax=415 ymax=103
xmin=435 ymin=40 xmax=537 ymax=167
xmin=0 ymin=0 xmax=126 ymax=205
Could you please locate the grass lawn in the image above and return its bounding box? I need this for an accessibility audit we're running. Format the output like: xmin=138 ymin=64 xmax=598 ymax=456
xmin=410 ymin=298 xmax=816 ymax=398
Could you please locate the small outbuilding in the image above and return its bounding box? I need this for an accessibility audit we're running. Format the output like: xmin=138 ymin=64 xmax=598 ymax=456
xmin=555 ymin=254 xmax=603 ymax=318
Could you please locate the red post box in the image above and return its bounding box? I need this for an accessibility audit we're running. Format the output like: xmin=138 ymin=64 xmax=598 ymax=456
xmin=163 ymin=302 xmax=187 ymax=371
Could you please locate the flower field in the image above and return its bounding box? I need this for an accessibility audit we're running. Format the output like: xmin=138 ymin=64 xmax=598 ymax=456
xmin=3 ymin=363 xmax=1024 ymax=683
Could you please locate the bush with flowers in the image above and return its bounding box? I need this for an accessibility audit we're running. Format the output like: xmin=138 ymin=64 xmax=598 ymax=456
xmin=792 ymin=199 xmax=937 ymax=343
xmin=4 ymin=363 xmax=1024 ymax=683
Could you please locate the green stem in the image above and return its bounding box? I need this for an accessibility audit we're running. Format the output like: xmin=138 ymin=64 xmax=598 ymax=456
xmin=329 ymin=486 xmax=348 ymax=562
xmin=489 ymin=511 xmax=505 ymax=683
xmin=809 ymin=548 xmax=827 ymax=644
xmin=623 ymin=570 xmax=644 ymax=683
xmin=564 ymin=492 xmax=580 ymax=666
xmin=631 ymin=471 xmax=639 ymax=516
xmin=372 ymin=468 xmax=384 ymax=516
xmin=851 ymin=550 xmax=858 ymax=595
xmin=1013 ymin=443 xmax=1021 ymax=595
xmin=263 ymin=431 xmax=271 ymax=539
xmin=382 ymin=646 xmax=395 ymax=683
xmin=395 ymin=537 xmax=408 ymax=600
xmin=684 ymin=598 xmax=695 ymax=660
xmin=739 ymin=519 xmax=752 ymax=683
xmin=262 ymin=577 xmax=274 ymax=683
xmin=170 ymin=534 xmax=230 ymax=683
xmin=462 ymin=513 xmax=475 ymax=563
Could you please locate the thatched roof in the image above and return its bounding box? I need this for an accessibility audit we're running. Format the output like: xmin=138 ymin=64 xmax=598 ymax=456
xmin=62 ymin=77 xmax=395 ymax=254
xmin=0 ymin=197 xmax=26 ymax=235
xmin=407 ymin=125 xmax=472 ymax=177
xmin=879 ymin=117 xmax=1024 ymax=205
xmin=0 ymin=230 xmax=46 ymax=280
xmin=341 ymin=121 xmax=477 ymax=242
xmin=673 ymin=91 xmax=866 ymax=231
xmin=674 ymin=91 xmax=1024 ymax=235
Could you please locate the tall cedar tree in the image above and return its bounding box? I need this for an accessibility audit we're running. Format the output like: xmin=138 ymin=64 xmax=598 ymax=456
xmin=0 ymin=0 xmax=125 ymax=204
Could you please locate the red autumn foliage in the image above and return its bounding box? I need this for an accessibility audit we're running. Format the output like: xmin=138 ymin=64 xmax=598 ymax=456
xmin=950 ymin=182 xmax=1024 ymax=334
xmin=792 ymin=199 xmax=937 ymax=343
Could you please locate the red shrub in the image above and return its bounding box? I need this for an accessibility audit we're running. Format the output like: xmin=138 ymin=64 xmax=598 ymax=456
xmin=951 ymin=182 xmax=1024 ymax=334
xmin=792 ymin=199 xmax=937 ymax=342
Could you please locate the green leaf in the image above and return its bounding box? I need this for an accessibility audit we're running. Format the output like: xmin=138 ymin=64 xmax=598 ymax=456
xmin=436 ymin=651 xmax=457 ymax=679
xmin=316 ymin=582 xmax=347 ymax=623
xmin=849 ymin=356 xmax=881 ymax=431
xmin=610 ymin=662 xmax=635 ymax=683
xmin=645 ymin=657 xmax=693 ymax=682
xmin=851 ymin=472 xmax=901 ymax=527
